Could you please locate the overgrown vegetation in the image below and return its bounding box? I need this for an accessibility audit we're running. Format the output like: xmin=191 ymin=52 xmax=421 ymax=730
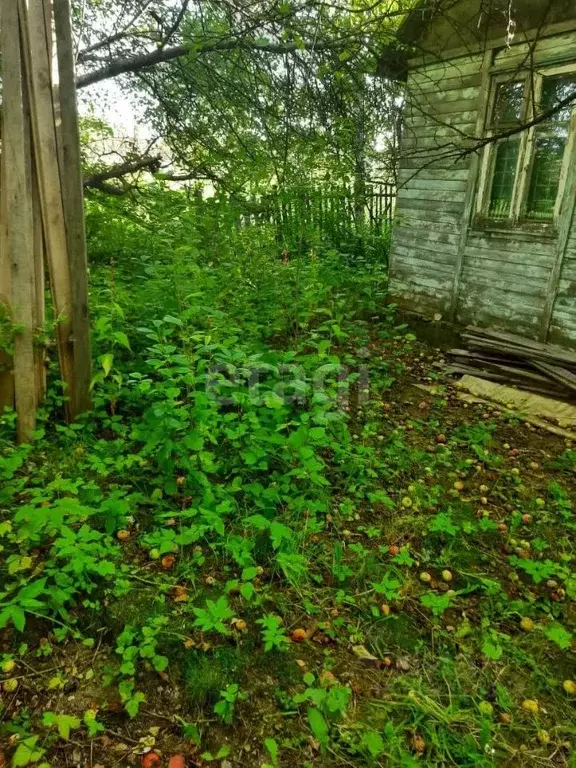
xmin=1 ymin=190 xmax=576 ymax=767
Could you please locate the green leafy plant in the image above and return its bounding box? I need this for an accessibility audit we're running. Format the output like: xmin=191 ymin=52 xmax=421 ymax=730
xmin=256 ymin=614 xmax=289 ymax=651
xmin=192 ymin=596 xmax=234 ymax=635
xmin=214 ymin=683 xmax=247 ymax=724
xmin=11 ymin=737 xmax=46 ymax=768
xmin=372 ymin=571 xmax=402 ymax=601
xmin=420 ymin=592 xmax=453 ymax=617
xmin=41 ymin=712 xmax=81 ymax=740
xmin=118 ymin=679 xmax=146 ymax=718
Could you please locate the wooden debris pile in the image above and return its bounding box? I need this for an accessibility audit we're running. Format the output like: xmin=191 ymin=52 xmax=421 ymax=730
xmin=447 ymin=327 xmax=576 ymax=402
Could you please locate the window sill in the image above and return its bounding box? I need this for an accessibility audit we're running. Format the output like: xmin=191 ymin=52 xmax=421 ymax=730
xmin=470 ymin=218 xmax=558 ymax=240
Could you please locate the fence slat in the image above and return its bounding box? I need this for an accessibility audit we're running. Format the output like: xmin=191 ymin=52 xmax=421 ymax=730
xmin=231 ymin=183 xmax=396 ymax=246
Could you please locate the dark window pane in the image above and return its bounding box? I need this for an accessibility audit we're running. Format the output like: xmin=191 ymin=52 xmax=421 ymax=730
xmin=525 ymin=75 xmax=575 ymax=220
xmin=489 ymin=139 xmax=519 ymax=218
xmin=492 ymin=81 xmax=524 ymax=127
xmin=539 ymin=76 xmax=576 ymax=123
xmin=526 ymin=133 xmax=567 ymax=219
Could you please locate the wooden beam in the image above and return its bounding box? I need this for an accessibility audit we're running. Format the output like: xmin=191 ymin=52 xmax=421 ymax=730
xmin=53 ymin=0 xmax=91 ymax=415
xmin=1 ymin=0 xmax=37 ymax=440
xmin=19 ymin=0 xmax=76 ymax=419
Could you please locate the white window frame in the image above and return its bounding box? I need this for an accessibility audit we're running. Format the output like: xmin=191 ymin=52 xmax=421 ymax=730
xmin=476 ymin=63 xmax=576 ymax=229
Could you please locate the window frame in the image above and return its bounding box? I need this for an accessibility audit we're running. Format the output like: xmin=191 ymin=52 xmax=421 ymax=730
xmin=475 ymin=63 xmax=576 ymax=231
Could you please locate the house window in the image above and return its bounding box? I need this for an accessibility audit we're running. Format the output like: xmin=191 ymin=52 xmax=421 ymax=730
xmin=477 ymin=65 xmax=576 ymax=228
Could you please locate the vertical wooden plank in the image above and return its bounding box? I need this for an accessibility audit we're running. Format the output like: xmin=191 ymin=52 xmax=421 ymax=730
xmin=449 ymin=48 xmax=493 ymax=322
xmin=53 ymin=0 xmax=91 ymax=414
xmin=31 ymin=167 xmax=46 ymax=401
xmin=0 ymin=120 xmax=16 ymax=414
xmin=1 ymin=0 xmax=37 ymax=440
xmin=19 ymin=0 xmax=75 ymax=420
xmin=18 ymin=16 xmax=47 ymax=404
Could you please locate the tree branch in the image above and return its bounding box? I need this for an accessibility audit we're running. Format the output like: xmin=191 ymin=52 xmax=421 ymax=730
xmin=76 ymin=36 xmax=338 ymax=89
xmin=77 ymin=30 xmax=159 ymax=62
xmin=159 ymin=0 xmax=190 ymax=50
xmin=83 ymin=155 xmax=161 ymax=189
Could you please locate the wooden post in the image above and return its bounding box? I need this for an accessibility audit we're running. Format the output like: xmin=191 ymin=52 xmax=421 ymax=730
xmin=1 ymin=0 xmax=37 ymax=440
xmin=53 ymin=0 xmax=91 ymax=414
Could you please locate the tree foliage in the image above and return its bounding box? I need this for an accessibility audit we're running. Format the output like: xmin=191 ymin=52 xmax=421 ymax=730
xmin=74 ymin=0 xmax=411 ymax=192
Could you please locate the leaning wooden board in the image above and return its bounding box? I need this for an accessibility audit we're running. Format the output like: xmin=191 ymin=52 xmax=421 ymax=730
xmin=1 ymin=0 xmax=37 ymax=441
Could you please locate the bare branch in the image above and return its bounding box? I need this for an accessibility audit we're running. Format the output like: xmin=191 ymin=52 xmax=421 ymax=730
xmin=83 ymin=155 xmax=161 ymax=189
xmin=159 ymin=0 xmax=190 ymax=50
xmin=76 ymin=36 xmax=339 ymax=89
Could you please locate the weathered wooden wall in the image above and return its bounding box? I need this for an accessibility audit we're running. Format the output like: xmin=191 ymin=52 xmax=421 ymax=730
xmin=391 ymin=51 xmax=484 ymax=317
xmin=389 ymin=23 xmax=576 ymax=346
xmin=551 ymin=227 xmax=576 ymax=345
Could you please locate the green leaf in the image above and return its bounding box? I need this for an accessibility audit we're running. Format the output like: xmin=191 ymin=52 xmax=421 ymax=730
xmin=545 ymin=623 xmax=573 ymax=650
xmin=240 ymin=582 xmax=255 ymax=601
xmin=481 ymin=637 xmax=503 ymax=661
xmin=0 ymin=605 xmax=26 ymax=632
xmin=12 ymin=737 xmax=45 ymax=767
xmin=307 ymin=707 xmax=329 ymax=750
xmin=420 ymin=592 xmax=452 ymax=616
xmin=269 ymin=521 xmax=293 ymax=549
xmin=428 ymin=512 xmax=458 ymax=536
xmin=100 ymin=352 xmax=114 ymax=377
xmin=57 ymin=714 xmax=80 ymax=740
xmin=263 ymin=391 xmax=284 ymax=409
xmin=372 ymin=571 xmax=401 ymax=600
xmin=125 ymin=691 xmax=146 ymax=718
xmin=153 ymin=654 xmax=169 ymax=672
xmin=113 ymin=331 xmax=131 ymax=350
xmin=120 ymin=661 xmax=136 ymax=675
xmin=8 ymin=555 xmax=33 ymax=575
xmin=264 ymin=737 xmax=279 ymax=765
xmin=360 ymin=730 xmax=385 ymax=758
xmin=83 ymin=709 xmax=105 ymax=737
xmin=184 ymin=431 xmax=204 ymax=451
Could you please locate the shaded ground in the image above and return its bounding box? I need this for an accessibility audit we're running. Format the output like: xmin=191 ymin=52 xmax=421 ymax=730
xmin=1 ymin=330 xmax=576 ymax=768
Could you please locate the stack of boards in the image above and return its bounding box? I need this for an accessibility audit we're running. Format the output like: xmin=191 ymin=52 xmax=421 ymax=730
xmin=0 ymin=0 xmax=91 ymax=442
xmin=447 ymin=327 xmax=576 ymax=403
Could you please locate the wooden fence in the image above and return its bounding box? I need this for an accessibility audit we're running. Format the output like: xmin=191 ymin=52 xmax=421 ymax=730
xmin=240 ymin=183 xmax=396 ymax=241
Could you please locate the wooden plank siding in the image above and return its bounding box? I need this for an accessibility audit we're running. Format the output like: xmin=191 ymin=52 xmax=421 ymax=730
xmin=390 ymin=51 xmax=483 ymax=314
xmin=389 ymin=17 xmax=576 ymax=348
xmin=549 ymin=234 xmax=576 ymax=345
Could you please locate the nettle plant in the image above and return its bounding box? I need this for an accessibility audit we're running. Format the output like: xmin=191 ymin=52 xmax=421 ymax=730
xmin=115 ymin=617 xmax=170 ymax=716
xmin=0 ymin=497 xmax=122 ymax=631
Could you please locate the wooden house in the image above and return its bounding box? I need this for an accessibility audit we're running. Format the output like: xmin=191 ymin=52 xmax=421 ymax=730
xmin=388 ymin=0 xmax=576 ymax=346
